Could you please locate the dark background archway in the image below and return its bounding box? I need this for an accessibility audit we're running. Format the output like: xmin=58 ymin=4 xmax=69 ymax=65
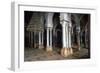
xmin=53 ymin=13 xmax=62 ymax=49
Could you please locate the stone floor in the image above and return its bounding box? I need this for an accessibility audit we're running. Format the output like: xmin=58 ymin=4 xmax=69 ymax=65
xmin=24 ymin=47 xmax=90 ymax=62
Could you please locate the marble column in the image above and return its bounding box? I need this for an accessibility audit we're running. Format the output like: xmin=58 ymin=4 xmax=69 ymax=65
xmin=50 ymin=28 xmax=52 ymax=49
xmin=46 ymin=28 xmax=53 ymax=52
xmin=39 ymin=31 xmax=44 ymax=49
xmin=47 ymin=28 xmax=49 ymax=48
xmin=41 ymin=31 xmax=44 ymax=48
xmin=85 ymin=26 xmax=88 ymax=48
xmin=68 ymin=14 xmax=73 ymax=54
xmin=45 ymin=12 xmax=54 ymax=52
xmin=62 ymin=23 xmax=67 ymax=48
xmin=39 ymin=31 xmax=41 ymax=49
xmin=60 ymin=13 xmax=73 ymax=57
xmin=34 ymin=32 xmax=36 ymax=48
xmin=31 ymin=32 xmax=33 ymax=48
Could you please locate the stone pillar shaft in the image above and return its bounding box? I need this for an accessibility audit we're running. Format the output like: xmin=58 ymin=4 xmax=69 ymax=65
xmin=45 ymin=13 xmax=54 ymax=52
xmin=46 ymin=28 xmax=52 ymax=52
xmin=60 ymin=13 xmax=73 ymax=57
xmin=68 ymin=23 xmax=72 ymax=48
xmin=41 ymin=32 xmax=43 ymax=46
xmin=62 ymin=23 xmax=67 ymax=48
xmin=34 ymin=32 xmax=36 ymax=48
xmin=50 ymin=28 xmax=52 ymax=48
xmin=68 ymin=14 xmax=72 ymax=48
xmin=39 ymin=31 xmax=44 ymax=49
xmin=47 ymin=28 xmax=49 ymax=47
xmin=39 ymin=31 xmax=41 ymax=49
xmin=31 ymin=32 xmax=33 ymax=48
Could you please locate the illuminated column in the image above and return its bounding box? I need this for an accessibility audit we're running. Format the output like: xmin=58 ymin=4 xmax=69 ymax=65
xmin=46 ymin=28 xmax=53 ymax=52
xmin=34 ymin=32 xmax=36 ymax=48
xmin=39 ymin=31 xmax=42 ymax=49
xmin=31 ymin=32 xmax=33 ymax=48
xmin=62 ymin=23 xmax=67 ymax=48
xmin=38 ymin=31 xmax=44 ymax=49
xmin=68 ymin=14 xmax=73 ymax=54
xmin=45 ymin=12 xmax=54 ymax=52
xmin=50 ymin=28 xmax=52 ymax=49
xmin=41 ymin=31 xmax=44 ymax=48
xmin=60 ymin=13 xmax=73 ymax=57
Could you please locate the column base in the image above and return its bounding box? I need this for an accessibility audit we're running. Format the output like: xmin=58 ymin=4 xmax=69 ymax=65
xmin=39 ymin=44 xmax=44 ymax=49
xmin=61 ymin=48 xmax=73 ymax=57
xmin=46 ymin=47 xmax=53 ymax=52
xmin=34 ymin=43 xmax=37 ymax=48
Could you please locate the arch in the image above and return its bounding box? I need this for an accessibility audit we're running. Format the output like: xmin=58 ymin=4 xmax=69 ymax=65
xmin=52 ymin=13 xmax=62 ymax=48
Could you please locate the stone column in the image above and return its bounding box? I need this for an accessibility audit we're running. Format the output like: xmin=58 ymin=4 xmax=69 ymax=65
xmin=39 ymin=31 xmax=44 ymax=49
xmin=31 ymin=32 xmax=33 ymax=48
xmin=41 ymin=31 xmax=44 ymax=48
xmin=46 ymin=28 xmax=52 ymax=52
xmin=34 ymin=32 xmax=36 ymax=48
xmin=45 ymin=12 xmax=54 ymax=52
xmin=39 ymin=31 xmax=41 ymax=49
xmin=53 ymin=29 xmax=56 ymax=48
xmin=46 ymin=28 xmax=53 ymax=52
xmin=47 ymin=28 xmax=49 ymax=48
xmin=68 ymin=14 xmax=73 ymax=54
xmin=62 ymin=23 xmax=67 ymax=48
xmin=50 ymin=28 xmax=52 ymax=49
xmin=68 ymin=20 xmax=73 ymax=54
xmin=60 ymin=13 xmax=73 ymax=57
xmin=28 ymin=32 xmax=30 ymax=48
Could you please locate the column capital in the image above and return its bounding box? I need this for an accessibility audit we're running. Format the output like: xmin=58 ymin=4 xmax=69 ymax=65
xmin=45 ymin=13 xmax=54 ymax=28
xmin=60 ymin=13 xmax=70 ymax=27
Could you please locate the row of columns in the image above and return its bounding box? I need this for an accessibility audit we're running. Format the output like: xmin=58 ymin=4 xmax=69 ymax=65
xmin=29 ymin=31 xmax=44 ymax=49
xmin=29 ymin=12 xmax=73 ymax=57
xmin=39 ymin=12 xmax=73 ymax=57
